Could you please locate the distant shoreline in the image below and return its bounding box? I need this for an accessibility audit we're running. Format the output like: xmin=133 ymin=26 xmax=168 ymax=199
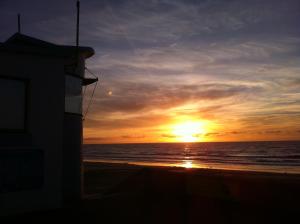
xmin=84 ymin=160 xmax=300 ymax=176
xmin=83 ymin=160 xmax=300 ymax=224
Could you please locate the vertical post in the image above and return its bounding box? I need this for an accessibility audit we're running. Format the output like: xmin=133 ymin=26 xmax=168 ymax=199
xmin=75 ymin=1 xmax=80 ymax=71
xmin=17 ymin=14 xmax=21 ymax=33
xmin=75 ymin=0 xmax=83 ymax=199
xmin=76 ymin=1 xmax=80 ymax=48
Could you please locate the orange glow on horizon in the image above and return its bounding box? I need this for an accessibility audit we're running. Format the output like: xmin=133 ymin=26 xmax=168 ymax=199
xmin=171 ymin=120 xmax=207 ymax=142
xmin=182 ymin=160 xmax=193 ymax=168
xmin=83 ymin=114 xmax=300 ymax=144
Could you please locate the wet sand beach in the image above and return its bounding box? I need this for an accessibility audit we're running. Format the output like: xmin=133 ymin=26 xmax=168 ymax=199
xmin=83 ymin=162 xmax=300 ymax=224
xmin=3 ymin=161 xmax=300 ymax=223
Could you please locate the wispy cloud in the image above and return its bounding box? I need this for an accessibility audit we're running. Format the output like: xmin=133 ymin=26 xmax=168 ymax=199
xmin=1 ymin=0 xmax=299 ymax=142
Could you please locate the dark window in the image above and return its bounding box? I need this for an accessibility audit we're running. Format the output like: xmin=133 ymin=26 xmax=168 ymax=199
xmin=65 ymin=75 xmax=82 ymax=114
xmin=0 ymin=77 xmax=27 ymax=132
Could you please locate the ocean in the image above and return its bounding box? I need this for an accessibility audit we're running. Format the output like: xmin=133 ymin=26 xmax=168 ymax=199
xmin=83 ymin=141 xmax=300 ymax=174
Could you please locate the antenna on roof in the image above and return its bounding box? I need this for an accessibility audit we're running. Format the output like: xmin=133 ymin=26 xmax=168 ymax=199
xmin=17 ymin=14 xmax=21 ymax=33
xmin=75 ymin=0 xmax=80 ymax=70
xmin=76 ymin=1 xmax=80 ymax=48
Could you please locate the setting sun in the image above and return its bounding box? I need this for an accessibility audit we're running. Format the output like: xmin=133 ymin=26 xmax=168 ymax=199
xmin=183 ymin=160 xmax=193 ymax=168
xmin=172 ymin=121 xmax=206 ymax=142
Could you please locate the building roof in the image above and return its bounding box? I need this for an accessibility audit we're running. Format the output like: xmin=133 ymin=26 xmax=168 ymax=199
xmin=0 ymin=33 xmax=94 ymax=59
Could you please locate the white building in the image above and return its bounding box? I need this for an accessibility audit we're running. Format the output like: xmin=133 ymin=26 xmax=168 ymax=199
xmin=0 ymin=33 xmax=96 ymax=215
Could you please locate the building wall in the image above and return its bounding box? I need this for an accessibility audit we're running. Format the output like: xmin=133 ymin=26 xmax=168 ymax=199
xmin=0 ymin=52 xmax=65 ymax=215
xmin=62 ymin=55 xmax=85 ymax=204
xmin=62 ymin=114 xmax=82 ymax=204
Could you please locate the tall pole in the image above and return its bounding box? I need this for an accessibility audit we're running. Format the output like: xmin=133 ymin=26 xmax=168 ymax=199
xmin=76 ymin=1 xmax=80 ymax=70
xmin=17 ymin=14 xmax=21 ymax=33
xmin=76 ymin=1 xmax=80 ymax=48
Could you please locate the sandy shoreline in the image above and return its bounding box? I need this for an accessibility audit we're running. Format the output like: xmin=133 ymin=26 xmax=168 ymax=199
xmin=84 ymin=159 xmax=300 ymax=173
xmin=84 ymin=161 xmax=300 ymax=194
xmin=3 ymin=161 xmax=300 ymax=223
xmin=84 ymin=158 xmax=300 ymax=174
xmin=83 ymin=161 xmax=300 ymax=223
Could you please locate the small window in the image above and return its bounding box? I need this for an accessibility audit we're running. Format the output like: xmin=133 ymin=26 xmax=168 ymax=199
xmin=65 ymin=75 xmax=82 ymax=114
xmin=0 ymin=77 xmax=27 ymax=131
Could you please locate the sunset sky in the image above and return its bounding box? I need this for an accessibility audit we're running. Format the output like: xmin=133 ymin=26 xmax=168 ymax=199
xmin=1 ymin=0 xmax=300 ymax=143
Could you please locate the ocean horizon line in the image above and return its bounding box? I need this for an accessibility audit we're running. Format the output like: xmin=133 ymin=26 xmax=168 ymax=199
xmin=83 ymin=139 xmax=300 ymax=145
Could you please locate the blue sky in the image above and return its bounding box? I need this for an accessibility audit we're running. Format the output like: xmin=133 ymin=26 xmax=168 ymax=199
xmin=1 ymin=0 xmax=300 ymax=142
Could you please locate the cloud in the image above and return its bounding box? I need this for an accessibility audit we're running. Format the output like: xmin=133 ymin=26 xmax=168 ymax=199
xmin=161 ymin=134 xmax=177 ymax=138
xmin=230 ymin=131 xmax=244 ymax=135
xmin=204 ymin=132 xmax=221 ymax=137
xmin=88 ymin=82 xmax=264 ymax=115
xmin=264 ymin=130 xmax=282 ymax=134
xmin=84 ymin=113 xmax=173 ymax=129
xmin=1 ymin=0 xmax=300 ymax=142
xmin=83 ymin=136 xmax=115 ymax=142
xmin=77 ymin=0 xmax=300 ymax=46
xmin=121 ymin=135 xmax=145 ymax=139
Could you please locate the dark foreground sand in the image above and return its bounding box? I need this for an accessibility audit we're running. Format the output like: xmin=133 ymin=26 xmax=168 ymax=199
xmin=3 ymin=162 xmax=300 ymax=223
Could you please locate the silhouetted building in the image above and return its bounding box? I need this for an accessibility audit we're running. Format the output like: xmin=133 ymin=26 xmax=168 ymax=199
xmin=0 ymin=33 xmax=95 ymax=215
